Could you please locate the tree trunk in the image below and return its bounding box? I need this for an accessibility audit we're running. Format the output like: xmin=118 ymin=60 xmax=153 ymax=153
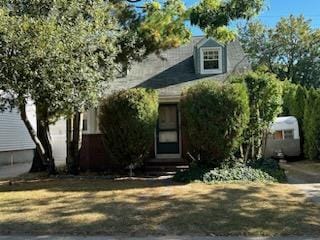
xmin=19 ymin=103 xmax=48 ymax=172
xmin=67 ymin=112 xmax=83 ymax=175
xmin=66 ymin=117 xmax=74 ymax=173
xmin=39 ymin=119 xmax=56 ymax=174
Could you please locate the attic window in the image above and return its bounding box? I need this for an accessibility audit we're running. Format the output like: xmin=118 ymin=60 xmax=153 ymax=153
xmin=200 ymin=47 xmax=222 ymax=74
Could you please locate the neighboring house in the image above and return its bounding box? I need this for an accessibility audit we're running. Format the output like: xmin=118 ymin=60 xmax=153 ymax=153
xmin=0 ymin=102 xmax=66 ymax=166
xmin=0 ymin=104 xmax=35 ymax=165
xmin=80 ymin=36 xmax=250 ymax=170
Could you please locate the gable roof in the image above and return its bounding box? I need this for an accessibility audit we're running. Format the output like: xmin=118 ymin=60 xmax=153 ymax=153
xmin=107 ymin=36 xmax=250 ymax=96
xmin=195 ymin=37 xmax=224 ymax=48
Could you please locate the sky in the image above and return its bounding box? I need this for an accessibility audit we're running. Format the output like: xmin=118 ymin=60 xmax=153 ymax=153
xmin=182 ymin=0 xmax=320 ymax=35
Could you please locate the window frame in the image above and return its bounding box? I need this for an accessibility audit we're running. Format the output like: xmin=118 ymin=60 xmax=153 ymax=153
xmin=200 ymin=47 xmax=223 ymax=74
xmin=273 ymin=129 xmax=295 ymax=140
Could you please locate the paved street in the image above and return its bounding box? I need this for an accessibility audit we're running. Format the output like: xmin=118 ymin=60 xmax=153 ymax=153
xmin=0 ymin=236 xmax=319 ymax=240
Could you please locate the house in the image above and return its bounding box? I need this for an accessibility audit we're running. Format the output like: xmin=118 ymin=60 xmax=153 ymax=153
xmin=79 ymin=36 xmax=250 ymax=170
xmin=0 ymin=102 xmax=67 ymax=166
xmin=0 ymin=104 xmax=35 ymax=165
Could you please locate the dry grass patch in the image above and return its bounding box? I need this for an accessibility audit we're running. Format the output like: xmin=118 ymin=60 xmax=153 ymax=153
xmin=0 ymin=178 xmax=319 ymax=236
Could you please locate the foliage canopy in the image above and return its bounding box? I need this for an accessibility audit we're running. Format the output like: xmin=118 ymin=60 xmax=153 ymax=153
xmin=238 ymin=15 xmax=320 ymax=87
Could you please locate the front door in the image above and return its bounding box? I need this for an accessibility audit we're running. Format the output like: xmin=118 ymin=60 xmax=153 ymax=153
xmin=156 ymin=104 xmax=180 ymax=156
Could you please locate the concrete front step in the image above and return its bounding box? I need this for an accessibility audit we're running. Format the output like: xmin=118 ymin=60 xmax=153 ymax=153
xmin=144 ymin=165 xmax=189 ymax=171
xmin=145 ymin=171 xmax=177 ymax=176
xmin=143 ymin=158 xmax=189 ymax=176
xmin=145 ymin=158 xmax=185 ymax=163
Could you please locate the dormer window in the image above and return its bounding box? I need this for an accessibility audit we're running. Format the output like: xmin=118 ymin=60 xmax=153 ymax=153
xmin=200 ymin=47 xmax=222 ymax=74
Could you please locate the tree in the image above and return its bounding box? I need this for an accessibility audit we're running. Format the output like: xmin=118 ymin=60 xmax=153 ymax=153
xmin=230 ymin=71 xmax=283 ymax=161
xmin=190 ymin=0 xmax=264 ymax=42
xmin=238 ymin=15 xmax=320 ymax=87
xmin=0 ymin=0 xmax=123 ymax=173
xmin=0 ymin=0 xmax=265 ymax=174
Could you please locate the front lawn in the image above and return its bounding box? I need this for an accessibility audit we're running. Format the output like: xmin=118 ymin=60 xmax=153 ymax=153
xmin=0 ymin=178 xmax=319 ymax=236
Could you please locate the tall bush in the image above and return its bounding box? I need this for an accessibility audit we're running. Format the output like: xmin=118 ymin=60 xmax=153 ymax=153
xmin=281 ymin=81 xmax=298 ymax=116
xmin=282 ymin=82 xmax=307 ymax=156
xmin=231 ymin=71 xmax=283 ymax=161
xmin=304 ymin=89 xmax=320 ymax=160
xmin=99 ymin=88 xmax=158 ymax=167
xmin=181 ymin=81 xmax=249 ymax=166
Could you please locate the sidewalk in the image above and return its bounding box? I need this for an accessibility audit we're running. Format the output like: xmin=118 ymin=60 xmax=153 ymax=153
xmin=0 ymin=236 xmax=319 ymax=240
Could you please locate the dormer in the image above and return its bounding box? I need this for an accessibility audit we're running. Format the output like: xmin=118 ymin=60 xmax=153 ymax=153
xmin=193 ymin=37 xmax=227 ymax=75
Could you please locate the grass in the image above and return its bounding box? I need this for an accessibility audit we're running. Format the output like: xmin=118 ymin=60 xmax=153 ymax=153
xmin=0 ymin=178 xmax=319 ymax=236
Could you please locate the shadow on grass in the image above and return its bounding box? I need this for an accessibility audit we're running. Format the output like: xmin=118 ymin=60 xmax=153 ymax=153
xmin=0 ymin=178 xmax=183 ymax=192
xmin=0 ymin=179 xmax=319 ymax=236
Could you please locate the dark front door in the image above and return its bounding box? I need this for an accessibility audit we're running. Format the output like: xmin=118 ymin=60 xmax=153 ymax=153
xmin=156 ymin=104 xmax=180 ymax=155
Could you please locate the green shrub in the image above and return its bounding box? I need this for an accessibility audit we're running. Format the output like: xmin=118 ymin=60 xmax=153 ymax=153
xmin=304 ymin=89 xmax=320 ymax=160
xmin=291 ymin=85 xmax=307 ymax=128
xmin=281 ymin=82 xmax=307 ymax=156
xmin=202 ymin=166 xmax=276 ymax=183
xmin=174 ymin=158 xmax=286 ymax=183
xmin=281 ymin=81 xmax=297 ymax=116
xmin=181 ymin=81 xmax=249 ymax=167
xmin=248 ymin=158 xmax=287 ymax=182
xmin=99 ymin=88 xmax=158 ymax=167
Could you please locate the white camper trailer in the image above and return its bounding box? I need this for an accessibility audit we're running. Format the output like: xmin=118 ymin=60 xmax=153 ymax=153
xmin=264 ymin=116 xmax=301 ymax=159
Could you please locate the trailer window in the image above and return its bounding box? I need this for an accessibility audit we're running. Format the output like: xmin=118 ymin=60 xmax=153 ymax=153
xmin=273 ymin=131 xmax=283 ymax=140
xmin=284 ymin=129 xmax=294 ymax=139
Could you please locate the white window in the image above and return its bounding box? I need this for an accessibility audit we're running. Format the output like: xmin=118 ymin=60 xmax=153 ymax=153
xmin=200 ymin=47 xmax=222 ymax=74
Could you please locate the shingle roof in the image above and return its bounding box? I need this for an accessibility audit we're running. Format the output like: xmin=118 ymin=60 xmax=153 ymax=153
xmin=107 ymin=36 xmax=250 ymax=96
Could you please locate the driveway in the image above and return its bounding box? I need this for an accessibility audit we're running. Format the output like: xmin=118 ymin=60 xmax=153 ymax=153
xmin=281 ymin=161 xmax=320 ymax=204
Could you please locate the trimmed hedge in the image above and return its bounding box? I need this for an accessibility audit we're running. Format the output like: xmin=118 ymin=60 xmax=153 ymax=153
xmin=173 ymin=158 xmax=286 ymax=183
xmin=181 ymin=81 xmax=249 ymax=167
xmin=99 ymin=88 xmax=158 ymax=167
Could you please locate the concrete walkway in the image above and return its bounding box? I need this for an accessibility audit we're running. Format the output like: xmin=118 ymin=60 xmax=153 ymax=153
xmin=0 ymin=236 xmax=319 ymax=240
xmin=281 ymin=162 xmax=320 ymax=204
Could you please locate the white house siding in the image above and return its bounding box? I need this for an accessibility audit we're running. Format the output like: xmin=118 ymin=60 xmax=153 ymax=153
xmin=50 ymin=119 xmax=66 ymax=162
xmin=0 ymin=108 xmax=35 ymax=165
xmin=25 ymin=103 xmax=66 ymax=162
xmin=0 ymin=102 xmax=67 ymax=165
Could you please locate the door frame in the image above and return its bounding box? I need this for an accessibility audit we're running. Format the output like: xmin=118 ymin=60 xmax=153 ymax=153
xmin=155 ymin=96 xmax=182 ymax=159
